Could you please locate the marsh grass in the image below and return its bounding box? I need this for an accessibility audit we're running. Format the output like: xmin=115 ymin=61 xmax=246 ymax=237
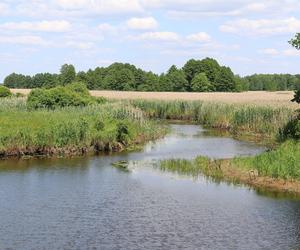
xmin=131 ymin=100 xmax=295 ymax=140
xmin=159 ymin=157 xmax=224 ymax=181
xmin=233 ymin=140 xmax=300 ymax=180
xmin=0 ymin=98 xmax=165 ymax=157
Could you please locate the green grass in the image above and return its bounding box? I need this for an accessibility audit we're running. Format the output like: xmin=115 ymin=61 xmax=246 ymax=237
xmin=233 ymin=140 xmax=300 ymax=180
xmin=131 ymin=100 xmax=295 ymax=140
xmin=159 ymin=157 xmax=224 ymax=180
xmin=159 ymin=141 xmax=300 ymax=182
xmin=0 ymin=98 xmax=166 ymax=156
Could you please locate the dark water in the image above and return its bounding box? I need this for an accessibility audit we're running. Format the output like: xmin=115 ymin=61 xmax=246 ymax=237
xmin=0 ymin=124 xmax=300 ymax=250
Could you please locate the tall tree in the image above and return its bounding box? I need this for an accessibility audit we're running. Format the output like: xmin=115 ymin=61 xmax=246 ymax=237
xmin=191 ymin=73 xmax=213 ymax=92
xmin=59 ymin=64 xmax=76 ymax=85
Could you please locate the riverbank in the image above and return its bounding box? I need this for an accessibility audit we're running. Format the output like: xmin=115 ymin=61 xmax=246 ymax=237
xmin=159 ymin=140 xmax=300 ymax=196
xmin=0 ymin=98 xmax=166 ymax=158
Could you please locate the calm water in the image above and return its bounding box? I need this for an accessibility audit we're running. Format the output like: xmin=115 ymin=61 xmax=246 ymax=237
xmin=0 ymin=124 xmax=300 ymax=250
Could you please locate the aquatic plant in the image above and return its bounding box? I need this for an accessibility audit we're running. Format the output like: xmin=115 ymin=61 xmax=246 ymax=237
xmin=131 ymin=100 xmax=294 ymax=139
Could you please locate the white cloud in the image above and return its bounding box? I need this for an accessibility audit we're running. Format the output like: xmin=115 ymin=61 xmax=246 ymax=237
xmin=55 ymin=0 xmax=144 ymax=14
xmin=0 ymin=3 xmax=9 ymax=15
xmin=260 ymin=48 xmax=279 ymax=56
xmin=130 ymin=31 xmax=180 ymax=42
xmin=259 ymin=48 xmax=300 ymax=57
xmin=98 ymin=23 xmax=117 ymax=33
xmin=220 ymin=17 xmax=300 ymax=36
xmin=0 ymin=20 xmax=71 ymax=32
xmin=127 ymin=17 xmax=158 ymax=30
xmin=65 ymin=41 xmax=94 ymax=50
xmin=0 ymin=35 xmax=49 ymax=46
xmin=186 ymin=32 xmax=211 ymax=42
xmin=282 ymin=49 xmax=300 ymax=57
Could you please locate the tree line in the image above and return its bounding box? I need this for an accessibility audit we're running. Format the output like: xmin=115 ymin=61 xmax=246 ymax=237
xmin=3 ymin=58 xmax=300 ymax=92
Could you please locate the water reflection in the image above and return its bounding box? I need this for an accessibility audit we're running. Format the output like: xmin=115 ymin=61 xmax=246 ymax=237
xmin=0 ymin=124 xmax=299 ymax=249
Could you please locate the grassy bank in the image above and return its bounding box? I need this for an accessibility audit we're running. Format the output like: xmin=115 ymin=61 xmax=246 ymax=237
xmin=158 ymin=140 xmax=300 ymax=195
xmin=131 ymin=100 xmax=295 ymax=141
xmin=0 ymin=98 xmax=166 ymax=158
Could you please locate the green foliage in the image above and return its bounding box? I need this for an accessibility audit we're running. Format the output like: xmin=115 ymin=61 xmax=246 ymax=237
xmin=234 ymin=140 xmax=300 ymax=180
xmin=281 ymin=117 xmax=300 ymax=140
xmin=0 ymin=86 xmax=12 ymax=98
xmin=116 ymin=123 xmax=130 ymax=143
xmin=0 ymin=99 xmax=165 ymax=156
xmin=59 ymin=64 xmax=76 ymax=86
xmin=132 ymin=100 xmax=294 ymax=139
xmin=4 ymin=73 xmax=32 ymax=88
xmin=5 ymin=59 xmax=300 ymax=92
xmin=191 ymin=73 xmax=213 ymax=92
xmin=292 ymin=89 xmax=300 ymax=104
xmin=245 ymin=74 xmax=300 ymax=91
xmin=289 ymin=33 xmax=300 ymax=50
xmin=27 ymin=83 xmax=94 ymax=109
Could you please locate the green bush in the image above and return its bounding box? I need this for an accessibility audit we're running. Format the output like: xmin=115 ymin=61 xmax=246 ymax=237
xmin=281 ymin=115 xmax=300 ymax=140
xmin=27 ymin=83 xmax=95 ymax=109
xmin=0 ymin=86 xmax=12 ymax=98
xmin=66 ymin=82 xmax=90 ymax=96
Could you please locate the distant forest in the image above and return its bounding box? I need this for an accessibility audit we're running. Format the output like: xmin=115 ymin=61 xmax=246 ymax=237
xmin=3 ymin=58 xmax=300 ymax=92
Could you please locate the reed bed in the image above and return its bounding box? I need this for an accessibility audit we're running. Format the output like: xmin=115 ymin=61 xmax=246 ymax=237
xmin=131 ymin=100 xmax=295 ymax=139
xmin=0 ymin=98 xmax=165 ymax=157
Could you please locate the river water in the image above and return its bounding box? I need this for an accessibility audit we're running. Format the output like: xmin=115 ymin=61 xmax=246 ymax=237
xmin=0 ymin=124 xmax=300 ymax=249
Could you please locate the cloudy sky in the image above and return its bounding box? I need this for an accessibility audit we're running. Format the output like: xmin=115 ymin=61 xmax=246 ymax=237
xmin=0 ymin=0 xmax=300 ymax=81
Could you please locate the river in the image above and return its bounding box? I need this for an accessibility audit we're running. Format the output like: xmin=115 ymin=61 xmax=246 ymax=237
xmin=0 ymin=124 xmax=299 ymax=249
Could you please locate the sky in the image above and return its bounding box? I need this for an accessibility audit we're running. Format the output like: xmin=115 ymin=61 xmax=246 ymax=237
xmin=0 ymin=0 xmax=300 ymax=81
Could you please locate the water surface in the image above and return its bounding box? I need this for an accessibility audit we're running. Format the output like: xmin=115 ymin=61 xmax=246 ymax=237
xmin=0 ymin=124 xmax=299 ymax=249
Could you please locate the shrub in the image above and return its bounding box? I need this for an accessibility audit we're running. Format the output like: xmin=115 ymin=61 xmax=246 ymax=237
xmin=281 ymin=115 xmax=300 ymax=140
xmin=66 ymin=82 xmax=90 ymax=96
xmin=27 ymin=83 xmax=94 ymax=109
xmin=0 ymin=86 xmax=12 ymax=98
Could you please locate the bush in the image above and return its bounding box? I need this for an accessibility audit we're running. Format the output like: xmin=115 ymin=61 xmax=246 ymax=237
xmin=66 ymin=82 xmax=90 ymax=96
xmin=0 ymin=86 xmax=12 ymax=98
xmin=281 ymin=115 xmax=300 ymax=140
xmin=27 ymin=83 xmax=95 ymax=109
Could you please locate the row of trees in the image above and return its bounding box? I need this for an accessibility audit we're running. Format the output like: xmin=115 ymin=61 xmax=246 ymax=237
xmin=3 ymin=58 xmax=300 ymax=92
xmin=3 ymin=59 xmax=239 ymax=92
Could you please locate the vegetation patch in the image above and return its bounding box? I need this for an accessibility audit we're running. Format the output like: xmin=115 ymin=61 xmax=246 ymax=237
xmin=0 ymin=86 xmax=12 ymax=98
xmin=0 ymin=98 xmax=166 ymax=158
xmin=132 ymin=99 xmax=294 ymax=140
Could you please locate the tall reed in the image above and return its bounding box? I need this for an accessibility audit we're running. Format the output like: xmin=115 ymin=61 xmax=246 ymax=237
xmin=131 ymin=100 xmax=295 ymax=139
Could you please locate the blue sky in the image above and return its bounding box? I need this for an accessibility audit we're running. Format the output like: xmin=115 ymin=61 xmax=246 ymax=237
xmin=0 ymin=0 xmax=300 ymax=81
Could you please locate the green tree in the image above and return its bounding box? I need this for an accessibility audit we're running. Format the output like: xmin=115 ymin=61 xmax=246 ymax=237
xmin=164 ymin=66 xmax=188 ymax=92
xmin=215 ymin=66 xmax=235 ymax=92
xmin=59 ymin=64 xmax=76 ymax=85
xmin=289 ymin=33 xmax=300 ymax=50
xmin=32 ymin=73 xmax=58 ymax=88
xmin=191 ymin=73 xmax=213 ymax=92
xmin=183 ymin=59 xmax=203 ymax=86
xmin=4 ymin=73 xmax=32 ymax=88
xmin=104 ymin=68 xmax=135 ymax=91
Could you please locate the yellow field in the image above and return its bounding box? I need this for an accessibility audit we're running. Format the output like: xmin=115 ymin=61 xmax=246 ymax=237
xmin=10 ymin=89 xmax=298 ymax=109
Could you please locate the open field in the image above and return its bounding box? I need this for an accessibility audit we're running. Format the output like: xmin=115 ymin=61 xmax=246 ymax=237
xmin=10 ymin=89 xmax=298 ymax=108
